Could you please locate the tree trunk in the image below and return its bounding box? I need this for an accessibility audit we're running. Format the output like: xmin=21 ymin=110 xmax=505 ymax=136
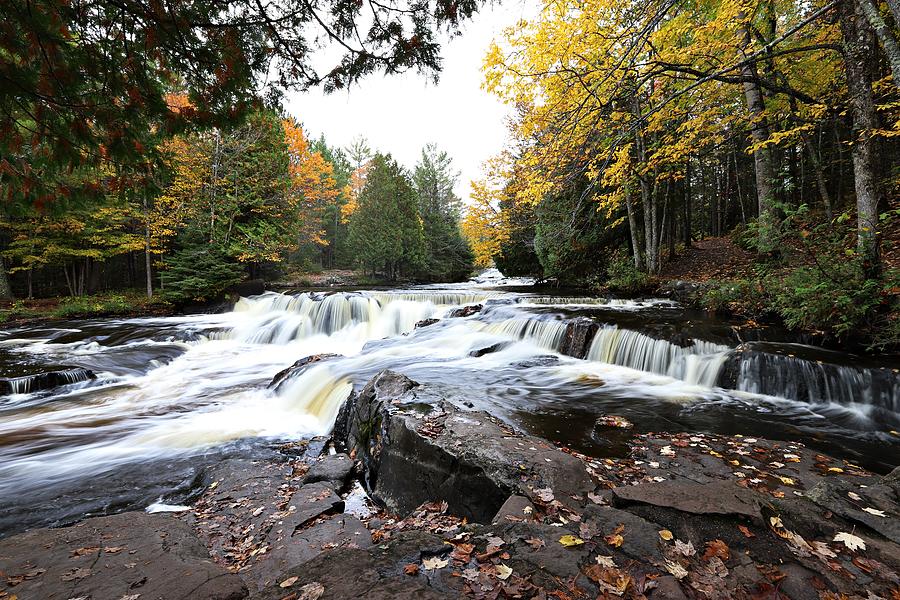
xmin=856 ymin=0 xmax=900 ymax=88
xmin=684 ymin=161 xmax=693 ymax=247
xmin=739 ymin=15 xmax=777 ymax=243
xmin=625 ymin=185 xmax=644 ymax=271
xmin=143 ymin=192 xmax=153 ymax=298
xmin=840 ymin=0 xmax=882 ymax=275
xmin=0 ymin=259 xmax=12 ymax=300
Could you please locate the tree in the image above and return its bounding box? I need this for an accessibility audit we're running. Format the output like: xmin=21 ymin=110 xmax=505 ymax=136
xmin=413 ymin=145 xmax=473 ymax=281
xmin=2 ymin=0 xmax=487 ymax=208
xmin=348 ymin=154 xmax=425 ymax=280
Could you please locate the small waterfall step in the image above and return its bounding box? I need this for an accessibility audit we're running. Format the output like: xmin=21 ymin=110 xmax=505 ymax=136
xmin=0 ymin=367 xmax=96 ymax=395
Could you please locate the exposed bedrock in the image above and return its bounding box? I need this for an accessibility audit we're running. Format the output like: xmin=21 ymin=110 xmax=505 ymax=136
xmin=333 ymin=370 xmax=595 ymax=522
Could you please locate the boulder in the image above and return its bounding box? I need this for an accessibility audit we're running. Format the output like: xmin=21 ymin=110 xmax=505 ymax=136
xmin=612 ymin=479 xmax=762 ymax=521
xmin=558 ymin=317 xmax=599 ymax=359
xmin=268 ymin=353 xmax=342 ymax=390
xmin=414 ymin=318 xmax=440 ymax=329
xmin=468 ymin=341 xmax=511 ymax=357
xmin=335 ymin=370 xmax=595 ymax=522
xmin=447 ymin=304 xmax=482 ymax=318
xmin=0 ymin=511 xmax=246 ymax=600
xmin=304 ymin=453 xmax=355 ymax=488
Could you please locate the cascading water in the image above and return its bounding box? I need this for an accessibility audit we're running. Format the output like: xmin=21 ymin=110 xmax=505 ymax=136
xmin=727 ymin=345 xmax=900 ymax=413
xmin=586 ymin=325 xmax=730 ymax=386
xmin=0 ymin=279 xmax=897 ymax=537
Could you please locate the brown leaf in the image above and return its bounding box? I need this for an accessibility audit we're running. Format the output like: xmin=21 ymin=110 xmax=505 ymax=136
xmin=404 ymin=563 xmax=420 ymax=575
xmin=70 ymin=546 xmax=100 ymax=557
xmin=738 ymin=525 xmax=755 ymax=538
xmin=702 ymin=539 xmax=730 ymax=562
xmin=60 ymin=567 xmax=91 ymax=582
xmin=524 ymin=537 xmax=545 ymax=550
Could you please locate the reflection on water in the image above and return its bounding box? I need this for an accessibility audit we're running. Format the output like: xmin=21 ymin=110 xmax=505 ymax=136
xmin=0 ymin=269 xmax=898 ymax=536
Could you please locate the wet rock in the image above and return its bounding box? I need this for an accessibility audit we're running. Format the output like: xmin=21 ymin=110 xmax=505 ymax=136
xmin=268 ymin=353 xmax=342 ymax=390
xmin=254 ymin=530 xmax=458 ymax=599
xmin=805 ymin=478 xmax=900 ymax=544
xmin=649 ymin=575 xmax=690 ymax=599
xmin=491 ymin=495 xmax=536 ymax=525
xmin=468 ymin=341 xmax=511 ymax=357
xmin=612 ymin=479 xmax=762 ymax=521
xmin=447 ymin=303 xmax=482 ymax=318
xmin=414 ymin=318 xmax=440 ymax=329
xmin=558 ymin=317 xmax=599 ymax=359
xmin=338 ymin=370 xmax=595 ymax=521
xmin=244 ymin=514 xmax=371 ymax=592
xmin=0 ymin=367 xmax=95 ymax=395
xmin=303 ymin=453 xmax=354 ymax=488
xmin=0 ymin=511 xmax=246 ymax=600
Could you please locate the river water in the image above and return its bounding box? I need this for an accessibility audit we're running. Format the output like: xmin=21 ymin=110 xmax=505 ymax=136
xmin=0 ymin=270 xmax=898 ymax=536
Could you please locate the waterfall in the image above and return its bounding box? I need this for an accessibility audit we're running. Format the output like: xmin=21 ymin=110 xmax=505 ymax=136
xmin=478 ymin=318 xmax=571 ymax=352
xmin=587 ymin=326 xmax=731 ymax=386
xmin=222 ymin=291 xmax=445 ymax=345
xmin=729 ymin=346 xmax=900 ymax=412
xmin=1 ymin=368 xmax=96 ymax=396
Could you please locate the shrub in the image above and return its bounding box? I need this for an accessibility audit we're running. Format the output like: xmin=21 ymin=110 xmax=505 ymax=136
xmin=605 ymin=252 xmax=650 ymax=294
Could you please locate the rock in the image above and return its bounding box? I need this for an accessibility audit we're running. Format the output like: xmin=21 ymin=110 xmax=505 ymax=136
xmin=304 ymin=453 xmax=354 ymax=488
xmin=0 ymin=367 xmax=95 ymax=395
xmin=649 ymin=576 xmax=690 ymax=599
xmin=228 ymin=278 xmax=266 ymax=297
xmin=447 ymin=304 xmax=482 ymax=318
xmin=558 ymin=317 xmax=599 ymax=359
xmin=254 ymin=530 xmax=458 ymax=599
xmin=805 ymin=478 xmax=900 ymax=544
xmin=268 ymin=354 xmax=342 ymax=390
xmin=414 ymin=318 xmax=440 ymax=329
xmin=243 ymin=514 xmax=371 ymax=592
xmin=0 ymin=511 xmax=246 ymax=600
xmin=778 ymin=563 xmax=827 ymax=600
xmin=337 ymin=370 xmax=595 ymax=522
xmin=657 ymin=280 xmax=707 ymax=304
xmin=612 ymin=479 xmax=761 ymax=521
xmin=491 ymin=495 xmax=536 ymax=525
xmin=468 ymin=341 xmax=511 ymax=357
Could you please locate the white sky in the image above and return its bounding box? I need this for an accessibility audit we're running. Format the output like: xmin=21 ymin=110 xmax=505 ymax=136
xmin=284 ymin=1 xmax=534 ymax=203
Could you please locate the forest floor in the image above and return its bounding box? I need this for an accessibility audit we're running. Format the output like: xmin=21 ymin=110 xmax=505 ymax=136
xmin=659 ymin=237 xmax=755 ymax=282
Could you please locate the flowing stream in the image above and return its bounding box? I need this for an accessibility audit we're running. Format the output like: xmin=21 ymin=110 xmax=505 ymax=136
xmin=0 ymin=269 xmax=898 ymax=536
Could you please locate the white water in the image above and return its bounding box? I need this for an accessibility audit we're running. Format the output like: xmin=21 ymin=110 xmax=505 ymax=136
xmin=0 ymin=281 xmax=896 ymax=504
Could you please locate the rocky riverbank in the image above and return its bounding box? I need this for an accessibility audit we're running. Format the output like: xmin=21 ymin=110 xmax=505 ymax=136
xmin=1 ymin=369 xmax=898 ymax=600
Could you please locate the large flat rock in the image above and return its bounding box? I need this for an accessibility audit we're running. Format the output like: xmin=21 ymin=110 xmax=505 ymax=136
xmin=334 ymin=370 xmax=596 ymax=522
xmin=0 ymin=511 xmax=246 ymax=600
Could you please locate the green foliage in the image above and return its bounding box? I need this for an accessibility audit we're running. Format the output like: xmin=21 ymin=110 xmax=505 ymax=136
xmin=495 ymin=199 xmax=541 ymax=278
xmin=160 ymin=242 xmax=244 ymax=302
xmin=413 ymin=145 xmax=474 ymax=282
xmin=700 ymin=279 xmax=768 ymax=313
xmin=604 ymin=252 xmax=651 ymax=294
xmin=768 ymin=262 xmax=894 ymax=338
xmin=348 ymin=154 xmax=426 ymax=280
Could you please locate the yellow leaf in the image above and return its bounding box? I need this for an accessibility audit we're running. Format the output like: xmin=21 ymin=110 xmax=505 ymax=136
xmin=659 ymin=529 xmax=673 ymax=541
xmin=559 ymin=535 xmax=584 ymax=547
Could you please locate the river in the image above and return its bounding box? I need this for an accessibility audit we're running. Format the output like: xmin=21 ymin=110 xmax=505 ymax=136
xmin=0 ymin=269 xmax=898 ymax=537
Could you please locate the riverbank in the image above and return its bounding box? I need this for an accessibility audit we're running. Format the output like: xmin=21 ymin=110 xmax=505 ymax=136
xmin=0 ymin=292 xmax=173 ymax=326
xmin=1 ymin=369 xmax=897 ymax=600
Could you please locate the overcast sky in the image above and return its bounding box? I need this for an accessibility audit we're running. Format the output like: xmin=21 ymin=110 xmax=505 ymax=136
xmin=284 ymin=1 xmax=533 ymax=203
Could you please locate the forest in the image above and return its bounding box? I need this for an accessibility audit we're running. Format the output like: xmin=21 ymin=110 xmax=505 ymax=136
xmin=0 ymin=104 xmax=473 ymax=302
xmin=462 ymin=0 xmax=900 ymax=345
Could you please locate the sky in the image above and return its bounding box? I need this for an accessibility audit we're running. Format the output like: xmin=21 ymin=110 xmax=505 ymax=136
xmin=284 ymin=1 xmax=534 ymax=203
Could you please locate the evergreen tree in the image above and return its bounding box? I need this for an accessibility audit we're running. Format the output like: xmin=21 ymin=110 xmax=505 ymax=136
xmin=348 ymin=154 xmax=425 ymax=280
xmin=412 ymin=145 xmax=474 ymax=281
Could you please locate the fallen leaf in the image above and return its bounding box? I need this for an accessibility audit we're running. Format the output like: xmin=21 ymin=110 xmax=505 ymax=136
xmin=848 ymin=492 xmax=862 ymax=501
xmin=738 ymin=525 xmax=755 ymax=538
xmin=674 ymin=540 xmax=696 ymax=556
xmin=659 ymin=530 xmax=673 ymax=541
xmin=587 ymin=492 xmax=606 ymax=505
xmin=404 ymin=564 xmax=419 ymax=576
xmin=777 ymin=476 xmax=795 ymax=486
xmin=660 ymin=446 xmax=675 ymax=457
xmin=534 ymin=488 xmax=555 ymax=503
xmin=703 ymin=539 xmax=730 ymax=562
xmin=280 ymin=576 xmax=299 ymax=588
xmin=297 ymin=582 xmax=325 ymax=600
xmin=103 ymin=546 xmax=125 ymax=554
xmin=559 ymin=535 xmax=584 ymax=547
xmin=604 ymin=534 xmax=623 ymax=548
xmin=524 ymin=537 xmax=545 ymax=550
xmin=495 ymin=564 xmax=513 ymax=580
xmin=60 ymin=568 xmax=91 ymax=582
xmin=810 ymin=541 xmax=837 ymax=559
xmin=422 ymin=556 xmax=449 ymax=570
xmin=833 ymin=532 xmax=866 ymax=551
xmin=665 ymin=560 xmax=688 ymax=580
xmin=862 ymin=508 xmax=886 ymax=517
xmin=596 ymin=555 xmax=616 ymax=568
xmin=70 ymin=547 xmax=100 ymax=557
